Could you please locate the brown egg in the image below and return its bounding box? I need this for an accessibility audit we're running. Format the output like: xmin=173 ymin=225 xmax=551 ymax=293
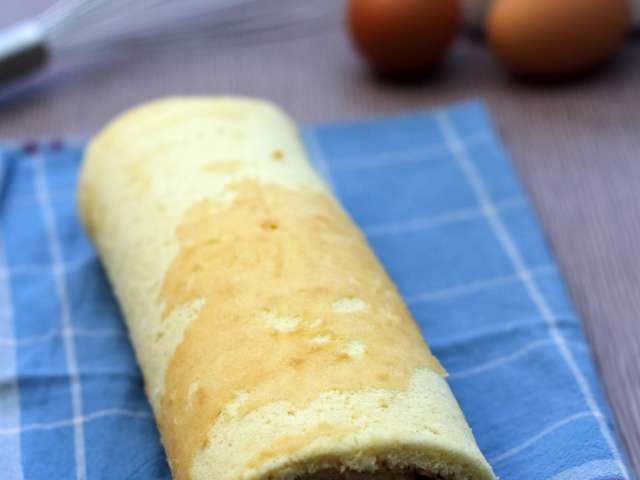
xmin=487 ymin=0 xmax=630 ymax=79
xmin=347 ymin=0 xmax=460 ymax=75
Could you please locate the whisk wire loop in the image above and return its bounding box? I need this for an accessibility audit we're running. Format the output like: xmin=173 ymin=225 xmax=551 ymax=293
xmin=0 ymin=0 xmax=342 ymax=85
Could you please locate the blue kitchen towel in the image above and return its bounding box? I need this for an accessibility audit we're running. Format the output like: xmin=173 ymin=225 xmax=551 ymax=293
xmin=0 ymin=101 xmax=633 ymax=480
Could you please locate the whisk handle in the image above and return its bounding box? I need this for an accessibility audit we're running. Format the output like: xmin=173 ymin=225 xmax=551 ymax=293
xmin=0 ymin=21 xmax=49 ymax=86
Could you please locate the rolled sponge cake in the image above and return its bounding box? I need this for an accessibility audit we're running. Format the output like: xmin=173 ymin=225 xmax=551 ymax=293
xmin=77 ymin=97 xmax=496 ymax=480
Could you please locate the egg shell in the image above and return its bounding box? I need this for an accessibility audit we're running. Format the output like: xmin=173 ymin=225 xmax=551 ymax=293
xmin=347 ymin=0 xmax=460 ymax=75
xmin=487 ymin=0 xmax=630 ymax=78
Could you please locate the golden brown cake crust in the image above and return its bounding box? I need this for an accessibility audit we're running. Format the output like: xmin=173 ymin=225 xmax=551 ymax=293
xmin=157 ymin=180 xmax=443 ymax=478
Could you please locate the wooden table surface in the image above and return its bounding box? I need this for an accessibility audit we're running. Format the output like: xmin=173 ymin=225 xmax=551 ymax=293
xmin=1 ymin=1 xmax=639 ymax=476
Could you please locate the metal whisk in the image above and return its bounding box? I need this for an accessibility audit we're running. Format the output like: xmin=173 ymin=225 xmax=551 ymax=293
xmin=0 ymin=0 xmax=343 ymax=85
